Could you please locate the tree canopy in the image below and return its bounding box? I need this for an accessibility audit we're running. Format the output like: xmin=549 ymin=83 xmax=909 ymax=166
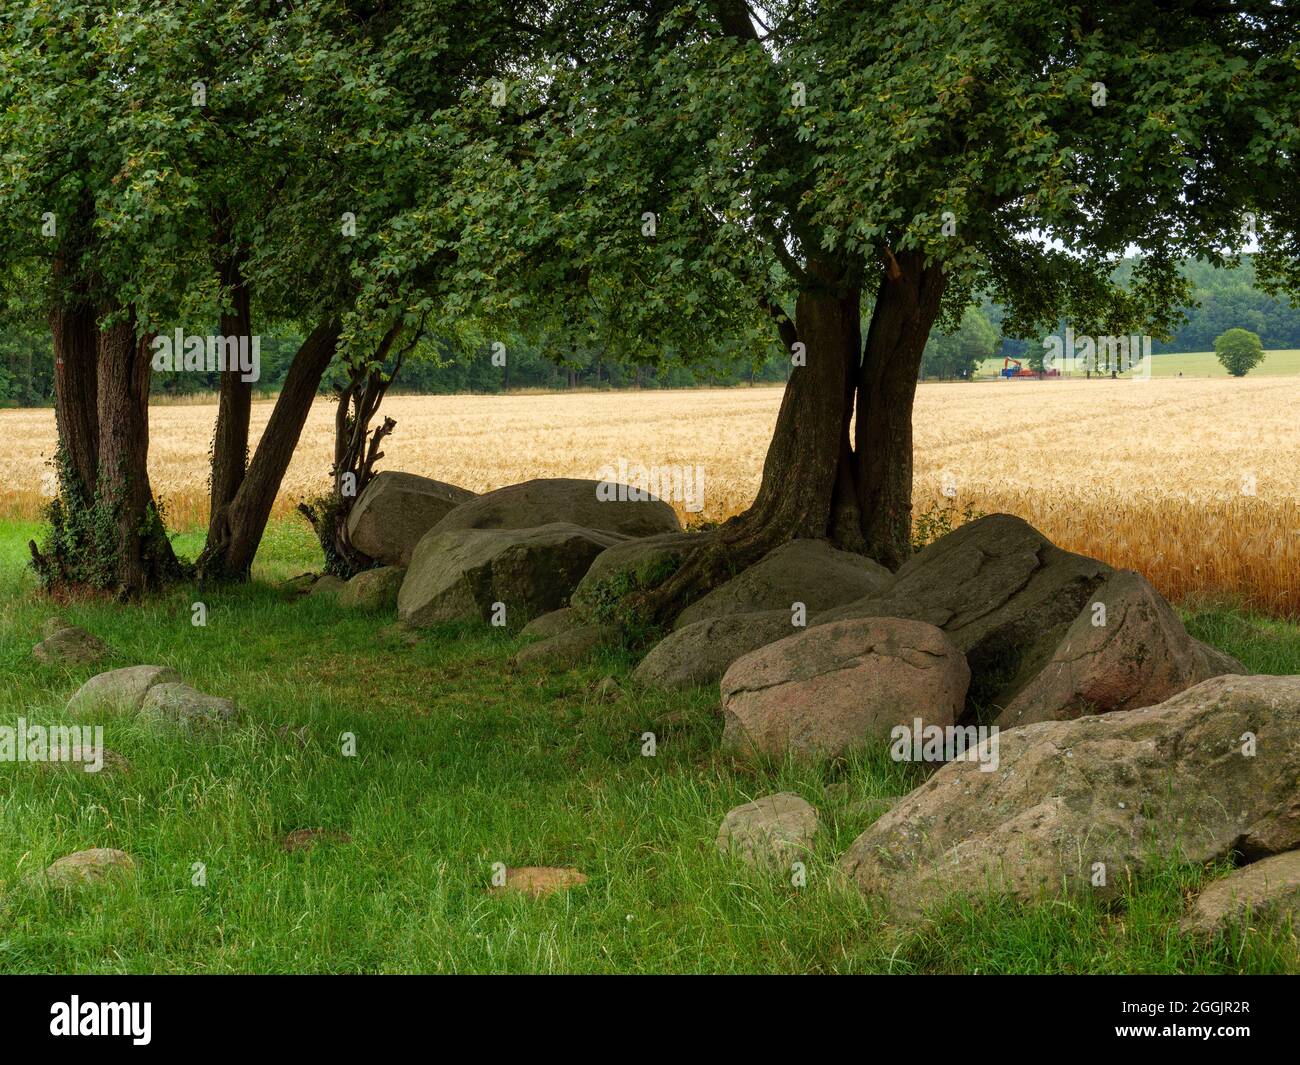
xmin=1 ymin=0 xmax=1298 ymax=602
xmin=1214 ymin=326 xmax=1266 ymax=377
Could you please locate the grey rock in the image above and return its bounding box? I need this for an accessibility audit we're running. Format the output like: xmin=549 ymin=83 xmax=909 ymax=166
xmin=346 ymin=471 xmax=476 ymax=567
xmin=720 ymin=617 xmax=970 ymax=762
xmin=512 ymin=623 xmax=616 ymax=668
xmin=399 ymin=522 xmax=624 ymax=628
xmin=67 ymin=665 xmax=182 ymax=717
xmin=841 ymin=674 xmax=1300 ymax=923
xmin=338 ymin=565 xmax=406 ymax=611
xmin=1180 ymin=850 xmax=1300 ymax=938
xmin=676 ymin=539 xmax=894 ymax=629
xmin=33 ymin=625 xmax=111 ymax=667
xmin=716 ymin=793 xmax=819 ymax=870
xmin=44 ymin=848 xmax=135 ymax=888
xmin=139 ymin=683 xmax=237 ymax=729
xmin=571 ymin=532 xmax=702 ymax=612
xmin=429 ymin=477 xmax=681 ymax=539
xmin=309 ymin=574 xmax=346 ymax=597
xmin=815 ymin=514 xmax=1113 ymax=722
xmin=519 ymin=607 xmax=582 ymax=640
xmin=993 ymin=569 xmax=1245 ymax=729
xmin=634 ymin=610 xmax=797 ymax=690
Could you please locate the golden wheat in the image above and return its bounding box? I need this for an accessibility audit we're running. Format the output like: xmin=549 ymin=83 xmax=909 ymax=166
xmin=2 ymin=377 xmax=1297 ymax=614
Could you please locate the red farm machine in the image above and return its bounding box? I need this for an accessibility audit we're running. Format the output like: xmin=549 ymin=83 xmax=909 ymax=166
xmin=1000 ymin=356 xmax=1060 ymax=379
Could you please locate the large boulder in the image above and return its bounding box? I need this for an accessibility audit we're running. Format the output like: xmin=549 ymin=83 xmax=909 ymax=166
xmin=634 ymin=610 xmax=797 ymax=690
xmin=338 ymin=565 xmax=406 ymax=611
xmin=1180 ymin=850 xmax=1300 ymax=938
xmin=399 ymin=522 xmax=625 ymax=628
xmin=67 ymin=665 xmax=182 ymax=717
xmin=994 ymin=569 xmax=1245 ymax=729
xmin=570 ymin=532 xmax=699 ymax=613
xmin=720 ymin=617 xmax=970 ymax=762
xmin=346 ymin=471 xmax=477 ymax=566
xmin=428 ymin=478 xmax=681 ymax=540
xmin=840 ymin=674 xmax=1300 ymax=922
xmin=815 ymin=514 xmax=1113 ymax=722
xmin=676 ymin=539 xmax=893 ymax=629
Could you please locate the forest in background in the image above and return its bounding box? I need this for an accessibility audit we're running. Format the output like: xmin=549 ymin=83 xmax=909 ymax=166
xmin=3 ymin=255 xmax=1297 ymax=403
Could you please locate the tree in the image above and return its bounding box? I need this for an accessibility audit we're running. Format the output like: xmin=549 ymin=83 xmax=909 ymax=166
xmin=286 ymin=1 xmax=544 ymax=578
xmin=460 ymin=0 xmax=1300 ymax=626
xmin=0 ymin=4 xmax=190 ymax=596
xmin=1214 ymin=327 xmax=1265 ymax=377
xmin=0 ymin=1 xmax=539 ymax=589
xmin=921 ymin=307 xmax=998 ymax=380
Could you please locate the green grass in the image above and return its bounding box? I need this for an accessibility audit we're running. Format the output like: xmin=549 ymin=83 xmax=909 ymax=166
xmin=0 ymin=520 xmax=1297 ymax=973
xmin=975 ymin=348 xmax=1300 ymax=379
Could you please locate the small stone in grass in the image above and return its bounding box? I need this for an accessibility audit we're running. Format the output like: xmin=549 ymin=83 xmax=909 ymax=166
xmin=32 ymin=625 xmax=112 ymax=667
xmin=139 ymin=683 xmax=237 ymax=729
xmin=44 ymin=848 xmax=135 ymax=887
xmin=282 ymin=828 xmax=352 ymax=853
xmin=39 ymin=748 xmax=132 ymax=776
xmin=717 ymin=792 xmax=819 ymax=870
xmin=491 ymin=866 xmax=588 ymax=898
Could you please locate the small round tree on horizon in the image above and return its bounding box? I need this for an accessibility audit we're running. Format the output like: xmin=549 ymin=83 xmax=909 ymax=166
xmin=1214 ymin=328 xmax=1266 ymax=377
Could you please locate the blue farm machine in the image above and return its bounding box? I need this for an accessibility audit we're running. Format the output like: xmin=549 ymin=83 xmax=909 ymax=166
xmin=1000 ymin=356 xmax=1059 ymax=379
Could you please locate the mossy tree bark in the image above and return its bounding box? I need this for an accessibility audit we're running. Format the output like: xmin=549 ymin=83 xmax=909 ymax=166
xmin=37 ymin=299 xmax=182 ymax=598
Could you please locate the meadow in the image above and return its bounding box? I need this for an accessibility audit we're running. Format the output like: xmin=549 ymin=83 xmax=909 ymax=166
xmin=2 ymin=520 xmax=1297 ymax=973
xmin=2 ymin=370 xmax=1298 ymax=616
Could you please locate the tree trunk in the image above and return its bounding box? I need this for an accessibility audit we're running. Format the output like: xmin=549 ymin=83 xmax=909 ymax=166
xmin=624 ymin=276 xmax=861 ymax=627
xmin=93 ymin=313 xmax=181 ymax=596
xmin=855 ymin=250 xmax=946 ymax=568
xmin=206 ymin=245 xmax=253 ymax=548
xmin=298 ymin=325 xmax=406 ymax=577
xmin=622 ymin=252 xmax=944 ymax=632
xmin=743 ymin=282 xmax=861 ymax=544
xmin=49 ymin=276 xmax=99 ymax=500
xmin=36 ymin=297 xmax=181 ymax=596
xmin=197 ymin=321 xmax=341 ymax=582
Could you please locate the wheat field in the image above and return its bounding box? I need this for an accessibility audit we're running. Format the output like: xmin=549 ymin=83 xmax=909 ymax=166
xmin=2 ymin=376 xmax=1298 ymax=614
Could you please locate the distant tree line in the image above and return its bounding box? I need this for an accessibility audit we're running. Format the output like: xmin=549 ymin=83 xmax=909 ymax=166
xmin=989 ymin=255 xmax=1300 ymax=371
xmin=4 ymin=255 xmax=1299 ymax=403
